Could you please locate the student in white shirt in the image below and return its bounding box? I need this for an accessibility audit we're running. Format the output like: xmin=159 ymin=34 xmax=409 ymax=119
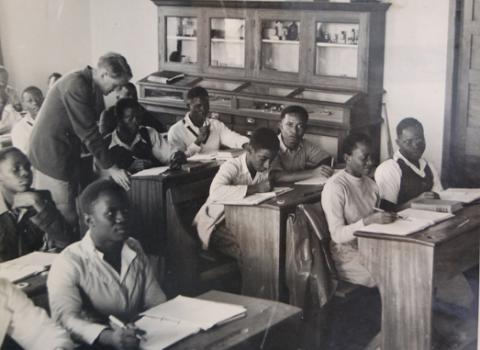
xmin=0 ymin=277 xmax=73 ymax=350
xmin=168 ymin=86 xmax=249 ymax=157
xmin=321 ymin=133 xmax=396 ymax=287
xmin=0 ymin=89 xmax=22 ymax=135
xmin=48 ymin=179 xmax=166 ymax=350
xmin=375 ymin=117 xmax=443 ymax=210
xmin=11 ymin=86 xmax=44 ymax=154
xmin=194 ymin=127 xmax=280 ymax=260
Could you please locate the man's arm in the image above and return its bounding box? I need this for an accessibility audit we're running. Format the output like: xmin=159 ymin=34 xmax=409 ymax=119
xmin=217 ymin=122 xmax=249 ymax=149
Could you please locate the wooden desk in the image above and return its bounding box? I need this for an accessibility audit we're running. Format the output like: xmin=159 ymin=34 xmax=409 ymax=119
xmin=224 ymin=185 xmax=322 ymax=301
xmin=128 ymin=163 xmax=219 ymax=255
xmin=355 ymin=204 xmax=480 ymax=350
xmin=170 ymin=290 xmax=302 ymax=350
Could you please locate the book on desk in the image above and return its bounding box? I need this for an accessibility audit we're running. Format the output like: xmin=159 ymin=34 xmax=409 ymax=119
xmin=216 ymin=187 xmax=293 ymax=206
xmin=0 ymin=252 xmax=58 ymax=283
xmin=147 ymin=70 xmax=185 ymax=84
xmin=439 ymin=188 xmax=480 ymax=203
xmin=136 ymin=295 xmax=246 ymax=350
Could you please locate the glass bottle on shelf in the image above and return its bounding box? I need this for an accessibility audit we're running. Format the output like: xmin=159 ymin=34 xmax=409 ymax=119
xmin=210 ymin=18 xmax=245 ymax=69
xmin=166 ymin=16 xmax=197 ymax=64
xmin=261 ymin=19 xmax=300 ymax=73
xmin=315 ymin=22 xmax=359 ymax=78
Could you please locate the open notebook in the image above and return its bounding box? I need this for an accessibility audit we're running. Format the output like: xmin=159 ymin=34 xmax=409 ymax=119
xmin=0 ymin=252 xmax=58 ymax=283
xmin=439 ymin=188 xmax=480 ymax=203
xmin=360 ymin=208 xmax=454 ymax=236
xmin=136 ymin=295 xmax=246 ymax=350
xmin=216 ymin=187 xmax=293 ymax=206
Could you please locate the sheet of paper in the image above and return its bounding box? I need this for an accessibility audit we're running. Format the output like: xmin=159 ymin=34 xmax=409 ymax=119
xmin=398 ymin=208 xmax=454 ymax=224
xmin=217 ymin=187 xmax=293 ymax=206
xmin=361 ymin=217 xmax=431 ymax=236
xmin=141 ymin=295 xmax=246 ymax=331
xmin=187 ymin=153 xmax=216 ymax=162
xmin=294 ymin=169 xmax=340 ymax=186
xmin=132 ymin=166 xmax=170 ymax=177
xmin=0 ymin=252 xmax=57 ymax=282
xmin=439 ymin=188 xmax=480 ymax=203
xmin=135 ymin=316 xmax=199 ymax=350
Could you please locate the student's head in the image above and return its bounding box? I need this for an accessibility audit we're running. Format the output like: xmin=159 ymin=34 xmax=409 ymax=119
xmin=343 ymin=133 xmax=374 ymax=177
xmin=21 ymin=86 xmax=44 ymax=118
xmin=0 ymin=147 xmax=33 ymax=194
xmin=279 ymin=105 xmax=309 ymax=149
xmin=115 ymin=98 xmax=142 ymax=138
xmin=246 ymin=127 xmax=280 ymax=172
xmin=186 ymin=86 xmax=209 ymax=127
xmin=396 ymin=117 xmax=425 ymax=162
xmin=79 ymin=179 xmax=130 ymax=244
xmin=0 ymin=66 xmax=8 ymax=89
xmin=115 ymin=82 xmax=138 ymax=101
xmin=47 ymin=72 xmax=61 ymax=91
xmin=95 ymin=52 xmax=132 ymax=96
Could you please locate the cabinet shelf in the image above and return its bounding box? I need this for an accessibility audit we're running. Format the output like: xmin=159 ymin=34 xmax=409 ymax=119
xmin=262 ymin=39 xmax=299 ymax=45
xmin=316 ymin=42 xmax=357 ymax=48
xmin=167 ymin=35 xmax=197 ymax=41
xmin=211 ymin=38 xmax=245 ymax=44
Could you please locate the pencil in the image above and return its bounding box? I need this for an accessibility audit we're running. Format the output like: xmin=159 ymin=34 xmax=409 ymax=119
xmin=330 ymin=157 xmax=334 ymax=168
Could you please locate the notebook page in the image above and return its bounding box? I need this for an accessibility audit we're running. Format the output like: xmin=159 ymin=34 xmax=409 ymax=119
xmin=361 ymin=217 xmax=431 ymax=236
xmin=132 ymin=166 xmax=170 ymax=177
xmin=398 ymin=208 xmax=454 ymax=224
xmin=141 ymin=295 xmax=246 ymax=331
xmin=0 ymin=252 xmax=58 ymax=282
xmin=217 ymin=187 xmax=293 ymax=206
xmin=439 ymin=188 xmax=480 ymax=203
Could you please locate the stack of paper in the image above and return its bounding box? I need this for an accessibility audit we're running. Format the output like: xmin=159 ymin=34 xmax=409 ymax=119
xmin=136 ymin=295 xmax=246 ymax=350
xmin=439 ymin=188 xmax=480 ymax=203
xmin=0 ymin=252 xmax=58 ymax=283
xmin=187 ymin=150 xmax=244 ymax=162
xmin=217 ymin=187 xmax=293 ymax=205
xmin=131 ymin=166 xmax=170 ymax=177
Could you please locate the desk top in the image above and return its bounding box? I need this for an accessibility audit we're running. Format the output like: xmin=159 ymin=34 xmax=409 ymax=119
xmin=170 ymin=290 xmax=302 ymax=350
xmin=130 ymin=161 xmax=220 ymax=182
xmin=355 ymin=204 xmax=480 ymax=247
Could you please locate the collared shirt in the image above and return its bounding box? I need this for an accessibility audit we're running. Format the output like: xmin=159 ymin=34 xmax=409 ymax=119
xmin=48 ymin=232 xmax=166 ymax=345
xmin=272 ymin=135 xmax=330 ymax=172
xmin=0 ymin=104 xmax=22 ymax=133
xmin=374 ymin=150 xmax=443 ymax=204
xmin=194 ymin=153 xmax=270 ymax=248
xmin=168 ymin=113 xmax=249 ymax=157
xmin=11 ymin=112 xmax=35 ymax=154
xmin=0 ymin=278 xmax=73 ymax=350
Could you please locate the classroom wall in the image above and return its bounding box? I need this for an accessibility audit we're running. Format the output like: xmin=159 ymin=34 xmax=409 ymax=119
xmin=0 ymin=0 xmax=91 ymax=93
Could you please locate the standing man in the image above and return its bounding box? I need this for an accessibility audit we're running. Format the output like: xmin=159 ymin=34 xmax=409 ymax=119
xmin=29 ymin=52 xmax=131 ymax=228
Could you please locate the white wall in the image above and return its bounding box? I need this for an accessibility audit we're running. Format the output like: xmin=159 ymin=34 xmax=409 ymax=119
xmin=0 ymin=0 xmax=91 ymax=93
xmin=382 ymin=0 xmax=451 ymax=173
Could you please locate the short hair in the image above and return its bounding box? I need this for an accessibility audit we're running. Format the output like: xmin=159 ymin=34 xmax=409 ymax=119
xmin=396 ymin=117 xmax=423 ymax=137
xmin=119 ymin=82 xmax=138 ymax=100
xmin=280 ymin=105 xmax=308 ymax=122
xmin=343 ymin=133 xmax=372 ymax=156
xmin=249 ymin=127 xmax=280 ymax=154
xmin=97 ymin=52 xmax=132 ymax=80
xmin=187 ymin=86 xmax=209 ymax=101
xmin=115 ymin=98 xmax=140 ymax=120
xmin=22 ymin=86 xmax=43 ymax=101
xmin=48 ymin=72 xmax=62 ymax=81
xmin=0 ymin=147 xmax=26 ymax=164
xmin=79 ymin=179 xmax=128 ymax=215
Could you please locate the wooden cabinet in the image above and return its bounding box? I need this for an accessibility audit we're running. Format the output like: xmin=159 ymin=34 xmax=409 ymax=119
xmin=140 ymin=1 xmax=390 ymax=159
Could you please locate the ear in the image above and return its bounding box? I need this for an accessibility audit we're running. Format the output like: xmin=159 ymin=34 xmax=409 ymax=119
xmin=343 ymin=153 xmax=350 ymax=164
xmin=84 ymin=213 xmax=94 ymax=228
xmin=245 ymin=143 xmax=254 ymax=154
xmin=395 ymin=138 xmax=401 ymax=148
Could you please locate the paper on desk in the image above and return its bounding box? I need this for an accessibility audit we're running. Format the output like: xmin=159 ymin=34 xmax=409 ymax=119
xmin=294 ymin=169 xmax=340 ymax=186
xmin=361 ymin=217 xmax=432 ymax=236
xmin=439 ymin=188 xmax=480 ymax=203
xmin=217 ymin=187 xmax=293 ymax=206
xmin=132 ymin=166 xmax=170 ymax=177
xmin=188 ymin=150 xmax=244 ymax=162
xmin=0 ymin=252 xmax=58 ymax=282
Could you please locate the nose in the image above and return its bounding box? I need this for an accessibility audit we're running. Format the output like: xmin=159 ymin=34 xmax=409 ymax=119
xmin=115 ymin=210 xmax=127 ymax=223
xmin=264 ymin=159 xmax=271 ymax=169
xmin=18 ymin=166 xmax=30 ymax=178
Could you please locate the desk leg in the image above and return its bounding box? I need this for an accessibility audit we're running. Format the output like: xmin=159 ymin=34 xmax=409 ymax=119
xmin=358 ymin=238 xmax=435 ymax=350
xmin=225 ymin=206 xmax=281 ymax=300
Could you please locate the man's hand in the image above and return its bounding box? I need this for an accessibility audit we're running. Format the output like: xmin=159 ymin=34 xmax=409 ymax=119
xmin=107 ymin=165 xmax=131 ymax=191
xmin=100 ymin=327 xmax=139 ymax=350
xmin=313 ymin=165 xmax=335 ymax=178
xmin=194 ymin=124 xmax=210 ymax=145
xmin=169 ymin=151 xmax=187 ymax=170
xmin=419 ymin=191 xmax=440 ymax=200
xmin=12 ymin=191 xmax=46 ymax=213
xmin=364 ymin=211 xmax=397 ymax=226
xmin=129 ymin=159 xmax=152 ymax=173
xmin=256 ymin=180 xmax=273 ymax=193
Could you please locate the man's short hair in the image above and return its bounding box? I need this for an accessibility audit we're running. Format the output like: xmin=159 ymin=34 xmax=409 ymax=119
xmin=97 ymin=52 xmax=132 ymax=80
xmin=115 ymin=98 xmax=140 ymax=121
xmin=280 ymin=105 xmax=309 ymax=123
xmin=343 ymin=133 xmax=372 ymax=156
xmin=186 ymin=86 xmax=209 ymax=101
xmin=22 ymin=86 xmax=43 ymax=101
xmin=396 ymin=117 xmax=423 ymax=137
xmin=48 ymin=72 xmax=62 ymax=81
xmin=120 ymin=82 xmax=138 ymax=100
xmin=0 ymin=147 xmax=26 ymax=164
xmin=79 ymin=179 xmax=128 ymax=215
xmin=250 ymin=127 xmax=280 ymax=154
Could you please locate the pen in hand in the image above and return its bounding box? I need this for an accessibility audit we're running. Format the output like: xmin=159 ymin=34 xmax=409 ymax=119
xmin=108 ymin=315 xmax=145 ymax=341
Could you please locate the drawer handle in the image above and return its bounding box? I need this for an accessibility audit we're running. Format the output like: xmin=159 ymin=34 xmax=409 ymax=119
xmin=246 ymin=117 xmax=256 ymax=125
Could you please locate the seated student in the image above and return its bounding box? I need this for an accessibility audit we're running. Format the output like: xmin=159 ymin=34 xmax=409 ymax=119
xmin=0 ymin=147 xmax=73 ymax=262
xmin=48 ymin=179 xmax=166 ymax=349
xmin=0 ymin=65 xmax=21 ymax=112
xmin=99 ymin=82 xmax=166 ymax=136
xmin=194 ymin=127 xmax=279 ymax=259
xmin=47 ymin=72 xmax=62 ymax=92
xmin=0 ymin=89 xmax=22 ymax=135
xmin=321 ymin=133 xmax=396 ymax=287
xmin=271 ymin=105 xmax=334 ymax=183
xmin=11 ymin=86 xmax=44 ymax=154
xmin=375 ymin=117 xmax=443 ymax=210
xmin=0 ymin=277 xmax=74 ymax=350
xmin=168 ymin=86 xmax=249 ymax=157
xmin=103 ymin=98 xmax=174 ymax=174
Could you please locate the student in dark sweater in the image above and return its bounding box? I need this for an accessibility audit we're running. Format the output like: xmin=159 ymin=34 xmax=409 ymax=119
xmin=0 ymin=147 xmax=74 ymax=262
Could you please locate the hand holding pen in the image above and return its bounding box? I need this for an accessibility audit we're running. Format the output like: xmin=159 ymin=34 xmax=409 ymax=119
xmin=109 ymin=315 xmax=145 ymax=350
xmin=364 ymin=207 xmax=397 ymax=225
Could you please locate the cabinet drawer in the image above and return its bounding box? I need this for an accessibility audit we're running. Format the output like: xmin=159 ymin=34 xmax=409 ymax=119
xmin=231 ymin=125 xmax=256 ymax=137
xmin=232 ymin=116 xmax=269 ymax=127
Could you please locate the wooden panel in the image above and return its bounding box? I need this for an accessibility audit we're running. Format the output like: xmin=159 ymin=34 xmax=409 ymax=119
xmin=472 ymin=34 xmax=480 ymax=70
xmin=467 ymin=83 xmax=480 ymax=128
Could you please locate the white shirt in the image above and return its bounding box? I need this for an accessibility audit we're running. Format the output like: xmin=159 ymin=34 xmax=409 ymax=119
xmin=321 ymin=170 xmax=379 ymax=244
xmin=48 ymin=232 xmax=166 ymax=345
xmin=0 ymin=278 xmax=73 ymax=350
xmin=194 ymin=153 xmax=270 ymax=248
xmin=374 ymin=150 xmax=443 ymax=204
xmin=168 ymin=114 xmax=249 ymax=157
xmin=11 ymin=112 xmax=35 ymax=154
xmin=0 ymin=104 xmax=22 ymax=133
